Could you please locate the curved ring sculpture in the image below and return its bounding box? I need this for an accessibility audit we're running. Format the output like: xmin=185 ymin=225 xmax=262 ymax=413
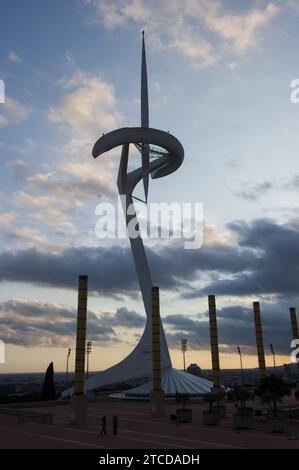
xmin=93 ymin=127 xmax=184 ymax=180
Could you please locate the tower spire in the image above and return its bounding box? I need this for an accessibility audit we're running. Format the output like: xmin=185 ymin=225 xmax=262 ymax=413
xmin=141 ymin=30 xmax=149 ymax=128
xmin=141 ymin=30 xmax=150 ymax=202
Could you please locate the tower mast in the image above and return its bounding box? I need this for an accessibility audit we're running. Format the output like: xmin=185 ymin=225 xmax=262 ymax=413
xmin=141 ymin=31 xmax=150 ymax=202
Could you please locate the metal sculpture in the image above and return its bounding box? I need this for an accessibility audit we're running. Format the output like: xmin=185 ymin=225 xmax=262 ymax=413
xmin=63 ymin=33 xmax=184 ymax=395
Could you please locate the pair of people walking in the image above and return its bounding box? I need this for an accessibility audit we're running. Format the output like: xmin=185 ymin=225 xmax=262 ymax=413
xmin=100 ymin=415 xmax=118 ymax=436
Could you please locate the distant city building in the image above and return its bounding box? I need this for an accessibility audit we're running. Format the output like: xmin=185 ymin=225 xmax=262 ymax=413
xmin=186 ymin=364 xmax=202 ymax=377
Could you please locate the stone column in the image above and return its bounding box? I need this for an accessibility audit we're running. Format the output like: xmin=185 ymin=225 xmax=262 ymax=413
xmin=150 ymin=286 xmax=165 ymax=415
xmin=70 ymin=275 xmax=88 ymax=426
xmin=208 ymin=295 xmax=221 ymax=391
xmin=253 ymin=301 xmax=266 ymax=379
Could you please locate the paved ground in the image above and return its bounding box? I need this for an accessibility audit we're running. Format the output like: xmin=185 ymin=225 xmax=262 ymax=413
xmin=0 ymin=398 xmax=299 ymax=449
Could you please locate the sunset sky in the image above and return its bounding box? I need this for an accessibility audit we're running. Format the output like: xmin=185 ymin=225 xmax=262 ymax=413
xmin=1 ymin=0 xmax=299 ymax=373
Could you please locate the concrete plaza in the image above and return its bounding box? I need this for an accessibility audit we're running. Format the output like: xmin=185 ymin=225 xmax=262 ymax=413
xmin=0 ymin=397 xmax=299 ymax=449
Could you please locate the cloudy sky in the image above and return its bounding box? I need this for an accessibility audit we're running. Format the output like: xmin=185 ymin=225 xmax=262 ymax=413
xmin=0 ymin=0 xmax=299 ymax=373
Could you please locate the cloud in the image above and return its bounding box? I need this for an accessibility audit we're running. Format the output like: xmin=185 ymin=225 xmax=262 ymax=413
xmin=49 ymin=70 xmax=123 ymax=140
xmin=0 ymin=217 xmax=298 ymax=301
xmin=86 ymin=0 xmax=127 ymax=27
xmin=164 ymin=301 xmax=294 ymax=356
xmin=203 ymin=224 xmax=233 ymax=246
xmin=0 ymin=299 xmax=143 ymax=347
xmin=12 ymin=70 xmax=122 ymax=234
xmin=287 ymin=0 xmax=299 ymax=15
xmin=0 ymin=235 xmax=253 ymax=297
xmin=121 ymin=0 xmax=152 ymax=22
xmin=102 ymin=307 xmax=145 ymax=328
xmin=14 ymin=191 xmax=77 ymax=236
xmin=198 ymin=2 xmax=279 ymax=54
xmin=65 ymin=50 xmax=75 ymax=64
xmin=0 ymin=138 xmax=37 ymax=157
xmin=0 ymin=297 xmax=293 ymax=355
xmin=1 ymin=71 xmax=122 ymax=250
xmin=8 ymin=227 xmax=55 ymax=251
xmin=6 ymin=159 xmax=31 ymax=181
xmin=0 ymin=97 xmax=29 ymax=127
xmin=0 ymin=212 xmax=18 ymax=228
xmin=196 ymin=218 xmax=299 ymax=297
xmin=230 ymin=174 xmax=299 ymax=201
xmin=232 ymin=180 xmax=273 ymax=201
xmin=288 ymin=174 xmax=299 ymax=191
xmin=17 ymin=159 xmax=115 ymax=239
xmin=27 ymin=160 xmax=115 ymax=203
xmin=7 ymin=51 xmax=22 ymax=64
xmin=1 ymin=212 xmax=298 ymax=354
xmin=85 ymin=0 xmax=279 ymax=67
xmin=19 ymin=138 xmax=38 ymax=154
xmin=0 ymin=245 xmax=137 ymax=296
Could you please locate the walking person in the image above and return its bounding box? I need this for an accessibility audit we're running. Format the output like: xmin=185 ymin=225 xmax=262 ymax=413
xmin=113 ymin=415 xmax=118 ymax=436
xmin=100 ymin=415 xmax=107 ymax=436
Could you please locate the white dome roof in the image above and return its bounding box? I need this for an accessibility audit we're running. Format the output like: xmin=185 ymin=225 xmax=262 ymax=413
xmin=122 ymin=367 xmax=214 ymax=397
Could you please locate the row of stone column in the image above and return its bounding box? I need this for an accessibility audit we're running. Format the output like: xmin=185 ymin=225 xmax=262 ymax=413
xmin=208 ymin=295 xmax=299 ymax=389
xmin=70 ymin=278 xmax=299 ymax=424
xmin=70 ymin=277 xmax=165 ymax=421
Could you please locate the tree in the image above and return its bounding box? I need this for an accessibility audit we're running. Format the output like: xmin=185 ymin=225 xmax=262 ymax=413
xmin=229 ymin=386 xmax=253 ymax=415
xmin=255 ymin=375 xmax=291 ymax=416
xmin=41 ymin=362 xmax=56 ymax=401
xmin=204 ymin=389 xmax=225 ymax=412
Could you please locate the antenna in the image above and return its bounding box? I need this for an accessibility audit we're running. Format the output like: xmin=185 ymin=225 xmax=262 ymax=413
xmin=141 ymin=31 xmax=150 ymax=202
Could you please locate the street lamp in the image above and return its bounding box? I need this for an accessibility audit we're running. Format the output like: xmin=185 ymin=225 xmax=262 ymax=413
xmin=269 ymin=343 xmax=276 ymax=371
xmin=237 ymin=346 xmax=244 ymax=385
xmin=65 ymin=348 xmax=71 ymax=384
xmin=86 ymin=341 xmax=92 ymax=378
xmin=181 ymin=339 xmax=188 ymax=372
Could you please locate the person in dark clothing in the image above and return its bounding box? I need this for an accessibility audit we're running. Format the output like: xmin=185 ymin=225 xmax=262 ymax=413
xmin=113 ymin=415 xmax=118 ymax=436
xmin=100 ymin=415 xmax=107 ymax=436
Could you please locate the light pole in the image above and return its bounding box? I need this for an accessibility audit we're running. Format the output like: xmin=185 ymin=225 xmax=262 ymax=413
xmin=269 ymin=343 xmax=276 ymax=371
xmin=65 ymin=348 xmax=71 ymax=384
xmin=237 ymin=346 xmax=244 ymax=385
xmin=181 ymin=339 xmax=188 ymax=372
xmin=86 ymin=341 xmax=92 ymax=378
